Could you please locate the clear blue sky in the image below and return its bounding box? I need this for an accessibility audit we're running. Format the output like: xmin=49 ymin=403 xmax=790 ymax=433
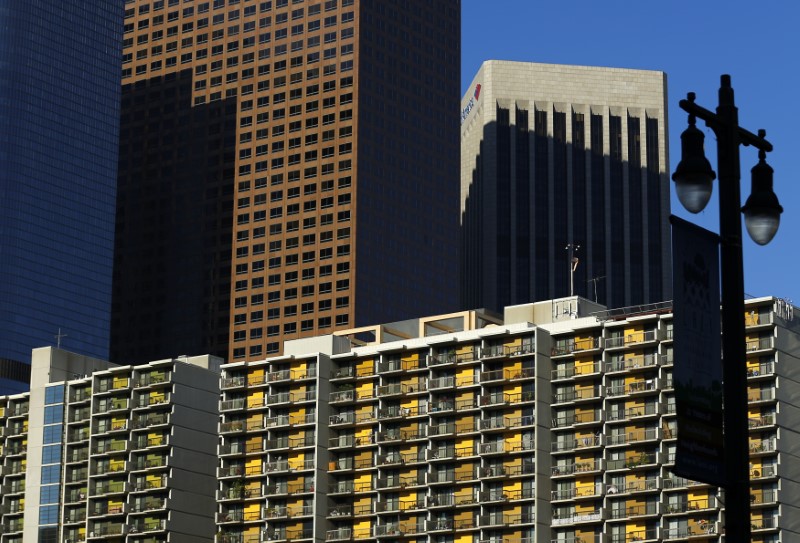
xmin=462 ymin=0 xmax=800 ymax=306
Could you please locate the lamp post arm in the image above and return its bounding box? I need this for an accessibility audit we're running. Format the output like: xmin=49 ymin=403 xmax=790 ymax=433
xmin=678 ymin=98 xmax=773 ymax=152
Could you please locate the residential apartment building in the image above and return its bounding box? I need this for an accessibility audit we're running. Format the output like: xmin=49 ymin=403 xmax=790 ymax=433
xmin=112 ymin=0 xmax=461 ymax=364
xmin=0 ymin=1 xmax=122 ymax=393
xmin=460 ymin=61 xmax=672 ymax=312
xmin=216 ymin=295 xmax=798 ymax=543
xmin=0 ymin=347 xmax=221 ymax=543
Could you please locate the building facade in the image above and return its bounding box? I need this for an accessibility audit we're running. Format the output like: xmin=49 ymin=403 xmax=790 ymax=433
xmin=0 ymin=1 xmax=122 ymax=393
xmin=460 ymin=61 xmax=672 ymax=313
xmin=0 ymin=348 xmax=221 ymax=543
xmin=112 ymin=0 xmax=461 ymax=364
xmin=216 ymin=295 xmax=798 ymax=543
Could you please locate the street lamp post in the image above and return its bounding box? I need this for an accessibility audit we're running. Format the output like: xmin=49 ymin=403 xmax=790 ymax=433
xmin=672 ymin=75 xmax=782 ymax=543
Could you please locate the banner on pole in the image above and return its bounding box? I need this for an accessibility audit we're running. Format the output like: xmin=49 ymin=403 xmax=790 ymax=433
xmin=671 ymin=216 xmax=725 ymax=487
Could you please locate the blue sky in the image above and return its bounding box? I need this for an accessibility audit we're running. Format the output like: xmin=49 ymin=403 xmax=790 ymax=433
xmin=462 ymin=0 xmax=800 ymax=306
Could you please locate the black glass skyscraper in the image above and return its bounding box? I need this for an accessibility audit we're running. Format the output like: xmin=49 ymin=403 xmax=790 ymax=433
xmin=0 ymin=1 xmax=122 ymax=393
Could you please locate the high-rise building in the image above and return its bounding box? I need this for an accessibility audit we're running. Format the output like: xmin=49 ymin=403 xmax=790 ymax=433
xmin=460 ymin=61 xmax=672 ymax=312
xmin=0 ymin=347 xmax=221 ymax=543
xmin=112 ymin=0 xmax=461 ymax=364
xmin=0 ymin=1 xmax=122 ymax=393
xmin=216 ymin=295 xmax=798 ymax=543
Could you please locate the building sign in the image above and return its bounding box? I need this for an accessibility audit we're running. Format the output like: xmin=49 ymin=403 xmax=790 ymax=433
xmin=460 ymin=84 xmax=481 ymax=125
xmin=671 ymin=216 xmax=725 ymax=487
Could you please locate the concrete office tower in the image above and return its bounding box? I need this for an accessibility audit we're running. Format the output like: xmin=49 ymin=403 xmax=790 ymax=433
xmin=461 ymin=61 xmax=671 ymax=312
xmin=0 ymin=347 xmax=222 ymax=543
xmin=112 ymin=0 xmax=461 ymax=364
xmin=217 ymin=295 xmax=798 ymax=543
xmin=0 ymin=2 xmax=122 ymax=393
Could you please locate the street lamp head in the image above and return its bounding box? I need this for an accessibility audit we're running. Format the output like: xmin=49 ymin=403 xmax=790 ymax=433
xmin=742 ymin=147 xmax=782 ymax=245
xmin=672 ymin=111 xmax=716 ymax=213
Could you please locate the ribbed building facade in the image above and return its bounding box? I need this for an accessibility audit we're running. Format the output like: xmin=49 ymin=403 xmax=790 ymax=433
xmin=216 ymin=296 xmax=797 ymax=543
xmin=112 ymin=0 xmax=461 ymax=364
xmin=460 ymin=61 xmax=672 ymax=312
xmin=0 ymin=348 xmax=221 ymax=543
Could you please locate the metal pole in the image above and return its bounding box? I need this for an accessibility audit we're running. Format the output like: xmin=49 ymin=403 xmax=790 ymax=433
xmin=715 ymin=74 xmax=751 ymax=543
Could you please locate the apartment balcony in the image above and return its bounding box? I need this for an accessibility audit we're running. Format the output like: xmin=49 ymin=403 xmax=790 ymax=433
xmin=5 ymin=404 xmax=28 ymax=417
xmin=606 ymin=453 xmax=659 ymax=472
xmin=747 ymin=361 xmax=775 ymax=379
xmin=326 ymin=528 xmax=352 ymax=541
xmin=551 ymin=485 xmax=604 ymax=502
xmin=87 ymin=524 xmax=126 ymax=539
xmin=68 ymin=427 xmax=91 ymax=442
xmin=607 ymin=404 xmax=660 ymax=422
xmin=429 ymin=422 xmax=456 ymax=438
xmin=221 ymin=375 xmax=247 ymax=390
xmin=552 ymin=509 xmax=604 ymax=526
xmin=612 ymin=528 xmax=659 ymax=542
xmin=606 ymin=429 xmax=659 ymax=447
xmin=220 ymin=398 xmax=246 ymax=412
xmin=751 ymin=464 xmax=777 ymax=480
xmin=607 ymin=330 xmax=658 ymax=349
xmin=92 ymin=462 xmax=128 ymax=477
xmin=551 ymin=362 xmax=603 ymax=382
xmin=132 ymin=412 xmax=170 ymax=430
xmin=220 ymin=420 xmax=246 ymax=434
xmin=91 ymin=481 xmax=128 ymax=497
xmin=3 ymin=426 xmax=26 ymax=438
xmin=751 ymin=517 xmax=778 ymax=532
xmin=552 ymin=412 xmax=601 ymax=428
xmin=751 ymin=489 xmax=778 ymax=507
xmin=92 ymin=440 xmax=129 ymax=456
xmin=745 ymin=336 xmax=774 ymax=353
xmin=552 ymin=436 xmax=601 ymax=453
xmin=64 ymin=488 xmax=87 ymax=503
xmin=376 ymin=383 xmax=404 ymax=398
xmin=749 ymin=438 xmax=777 ymax=455
xmin=135 ymin=394 xmax=172 ymax=409
xmin=606 ymin=478 xmax=659 ymax=495
xmin=551 ymin=337 xmax=601 ymax=357
xmin=66 ymin=468 xmax=89 ymax=483
xmin=328 ymin=481 xmax=355 ymax=495
xmin=328 ymin=505 xmax=352 ymax=518
xmin=427 ymin=471 xmax=456 ymax=485
xmin=552 ymin=387 xmax=602 ymax=405
xmin=62 ymin=510 xmax=87 ymax=524
xmin=749 ymin=413 xmax=776 ymax=430
xmin=135 ymin=371 xmax=171 ymax=388
xmin=664 ymin=497 xmax=717 ymax=515
xmin=3 ymin=443 xmax=27 ymax=457
xmin=605 ymin=353 xmax=663 ymax=374
xmin=88 ymin=503 xmax=127 ymax=518
xmin=662 ymin=524 xmax=719 ymax=540
xmin=551 ymin=460 xmax=603 ymax=477
xmin=129 ymin=498 xmax=168 ymax=513
xmin=477 ymin=513 xmax=534 ymax=527
xmin=482 ymin=344 xmax=509 ymax=359
xmin=748 ymin=389 xmax=776 ymax=404
xmin=429 ymin=376 xmax=456 ymax=390
xmin=330 ymin=390 xmax=357 ymax=404
xmin=610 ymin=502 xmax=661 ymax=520
xmin=1 ymin=482 xmax=25 ymax=497
xmin=93 ymin=421 xmax=129 ymax=436
xmin=128 ymin=519 xmax=166 ymax=535
xmin=606 ymin=379 xmax=658 ymax=398
xmin=131 ymin=477 xmax=168 ymax=492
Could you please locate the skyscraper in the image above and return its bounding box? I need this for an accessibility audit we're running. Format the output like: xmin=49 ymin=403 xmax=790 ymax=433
xmin=461 ymin=61 xmax=672 ymax=312
xmin=0 ymin=1 xmax=122 ymax=393
xmin=112 ymin=0 xmax=461 ymax=364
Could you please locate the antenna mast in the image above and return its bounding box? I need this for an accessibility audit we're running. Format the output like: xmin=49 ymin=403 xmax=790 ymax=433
xmin=565 ymin=244 xmax=581 ymax=297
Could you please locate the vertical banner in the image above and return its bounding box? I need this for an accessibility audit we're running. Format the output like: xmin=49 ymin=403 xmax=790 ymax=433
xmin=671 ymin=216 xmax=725 ymax=486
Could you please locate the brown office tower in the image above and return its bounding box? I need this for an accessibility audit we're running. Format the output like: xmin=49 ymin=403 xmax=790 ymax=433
xmin=112 ymin=0 xmax=461 ymax=363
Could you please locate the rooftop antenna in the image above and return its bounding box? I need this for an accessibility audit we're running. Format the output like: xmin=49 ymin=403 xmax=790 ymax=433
xmin=587 ymin=276 xmax=606 ymax=303
xmin=565 ymin=244 xmax=581 ymax=296
xmin=55 ymin=328 xmax=67 ymax=349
